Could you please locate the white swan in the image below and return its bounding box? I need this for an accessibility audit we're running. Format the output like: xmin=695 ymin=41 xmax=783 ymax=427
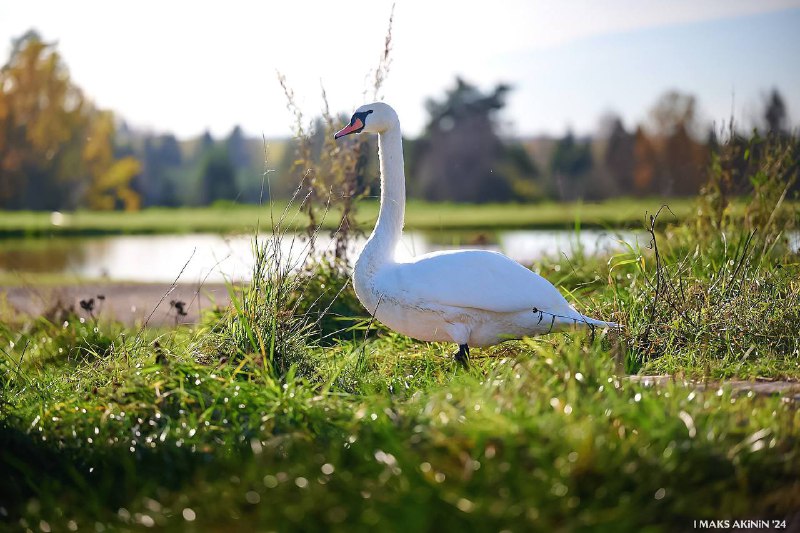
xmin=334 ymin=102 xmax=618 ymax=366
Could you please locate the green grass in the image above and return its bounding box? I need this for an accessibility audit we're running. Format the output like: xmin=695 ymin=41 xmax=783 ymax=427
xmin=2 ymin=211 xmax=799 ymax=531
xmin=0 ymin=197 xmax=696 ymax=237
xmin=1 ymin=325 xmax=798 ymax=531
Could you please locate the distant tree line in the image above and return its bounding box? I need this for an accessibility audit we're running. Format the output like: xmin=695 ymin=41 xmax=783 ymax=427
xmin=402 ymin=79 xmax=797 ymax=203
xmin=117 ymin=125 xmax=265 ymax=208
xmin=1 ymin=32 xmax=796 ymax=211
xmin=283 ymin=78 xmax=795 ymax=205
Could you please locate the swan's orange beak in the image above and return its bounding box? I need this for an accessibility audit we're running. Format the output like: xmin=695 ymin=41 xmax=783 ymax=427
xmin=334 ymin=118 xmax=363 ymax=139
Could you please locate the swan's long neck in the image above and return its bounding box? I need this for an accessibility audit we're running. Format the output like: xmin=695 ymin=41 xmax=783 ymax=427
xmin=362 ymin=124 xmax=405 ymax=265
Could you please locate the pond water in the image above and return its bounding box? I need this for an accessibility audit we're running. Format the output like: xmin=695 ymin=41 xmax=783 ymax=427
xmin=0 ymin=230 xmax=643 ymax=283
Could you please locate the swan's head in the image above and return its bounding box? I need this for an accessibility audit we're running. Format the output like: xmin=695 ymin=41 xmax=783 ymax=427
xmin=334 ymin=102 xmax=397 ymax=139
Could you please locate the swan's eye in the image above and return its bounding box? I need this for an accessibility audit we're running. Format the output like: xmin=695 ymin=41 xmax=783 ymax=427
xmin=355 ymin=109 xmax=373 ymax=122
xmin=333 ymin=109 xmax=373 ymax=139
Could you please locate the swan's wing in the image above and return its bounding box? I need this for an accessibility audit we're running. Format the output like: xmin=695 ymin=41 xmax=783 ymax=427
xmin=377 ymin=249 xmax=575 ymax=315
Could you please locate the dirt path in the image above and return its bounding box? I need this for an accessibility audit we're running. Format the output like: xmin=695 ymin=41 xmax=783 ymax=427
xmin=1 ymin=282 xmax=231 ymax=327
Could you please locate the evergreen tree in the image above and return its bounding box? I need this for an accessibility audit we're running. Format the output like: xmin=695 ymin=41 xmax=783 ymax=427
xmin=603 ymin=118 xmax=635 ymax=193
xmin=764 ymin=89 xmax=788 ymax=135
xmin=550 ymin=130 xmax=592 ymax=200
xmin=200 ymin=146 xmax=237 ymax=204
xmin=226 ymin=125 xmax=250 ymax=170
xmin=413 ymin=78 xmax=538 ymax=202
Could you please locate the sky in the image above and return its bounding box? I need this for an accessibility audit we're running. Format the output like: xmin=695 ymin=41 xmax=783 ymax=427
xmin=1 ymin=0 xmax=799 ymax=139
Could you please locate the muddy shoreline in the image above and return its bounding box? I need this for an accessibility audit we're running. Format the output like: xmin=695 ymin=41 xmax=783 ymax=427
xmin=1 ymin=282 xmax=232 ymax=327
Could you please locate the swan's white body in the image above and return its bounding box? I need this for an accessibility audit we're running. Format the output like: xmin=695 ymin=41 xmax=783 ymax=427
xmin=339 ymin=102 xmax=616 ymax=348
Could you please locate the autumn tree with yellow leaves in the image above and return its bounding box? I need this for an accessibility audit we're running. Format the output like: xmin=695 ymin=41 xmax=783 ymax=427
xmin=0 ymin=31 xmax=140 ymax=210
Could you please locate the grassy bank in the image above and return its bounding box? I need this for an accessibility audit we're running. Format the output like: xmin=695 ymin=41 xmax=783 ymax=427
xmin=2 ymin=200 xmax=799 ymax=530
xmin=0 ymin=197 xmax=695 ymax=237
xmin=2 ymin=330 xmax=798 ymax=532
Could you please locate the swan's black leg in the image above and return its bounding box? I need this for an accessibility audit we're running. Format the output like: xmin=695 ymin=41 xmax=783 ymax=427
xmin=454 ymin=344 xmax=470 ymax=368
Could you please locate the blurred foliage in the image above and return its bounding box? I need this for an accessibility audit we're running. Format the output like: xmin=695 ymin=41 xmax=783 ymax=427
xmin=696 ymin=123 xmax=799 ymax=245
xmin=0 ymin=31 xmax=140 ymax=210
xmin=278 ymin=81 xmax=374 ymax=261
xmin=83 ymin=111 xmax=142 ymax=210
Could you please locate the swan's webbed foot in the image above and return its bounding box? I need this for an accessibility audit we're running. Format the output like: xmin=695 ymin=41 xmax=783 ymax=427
xmin=454 ymin=344 xmax=470 ymax=368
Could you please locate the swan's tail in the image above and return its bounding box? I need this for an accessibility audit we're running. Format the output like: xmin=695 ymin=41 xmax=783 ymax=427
xmin=578 ymin=315 xmax=621 ymax=329
xmin=532 ymin=308 xmax=622 ymax=331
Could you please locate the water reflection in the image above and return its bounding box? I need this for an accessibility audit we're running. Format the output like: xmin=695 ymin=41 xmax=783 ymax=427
xmin=0 ymin=230 xmax=640 ymax=283
xmin=0 ymin=238 xmax=87 ymax=272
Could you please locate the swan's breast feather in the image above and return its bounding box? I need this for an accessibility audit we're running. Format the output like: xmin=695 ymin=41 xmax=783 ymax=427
xmin=376 ymin=249 xmax=571 ymax=314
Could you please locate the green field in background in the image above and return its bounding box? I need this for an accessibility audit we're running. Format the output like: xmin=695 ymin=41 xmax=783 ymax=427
xmin=0 ymin=198 xmax=697 ymax=237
